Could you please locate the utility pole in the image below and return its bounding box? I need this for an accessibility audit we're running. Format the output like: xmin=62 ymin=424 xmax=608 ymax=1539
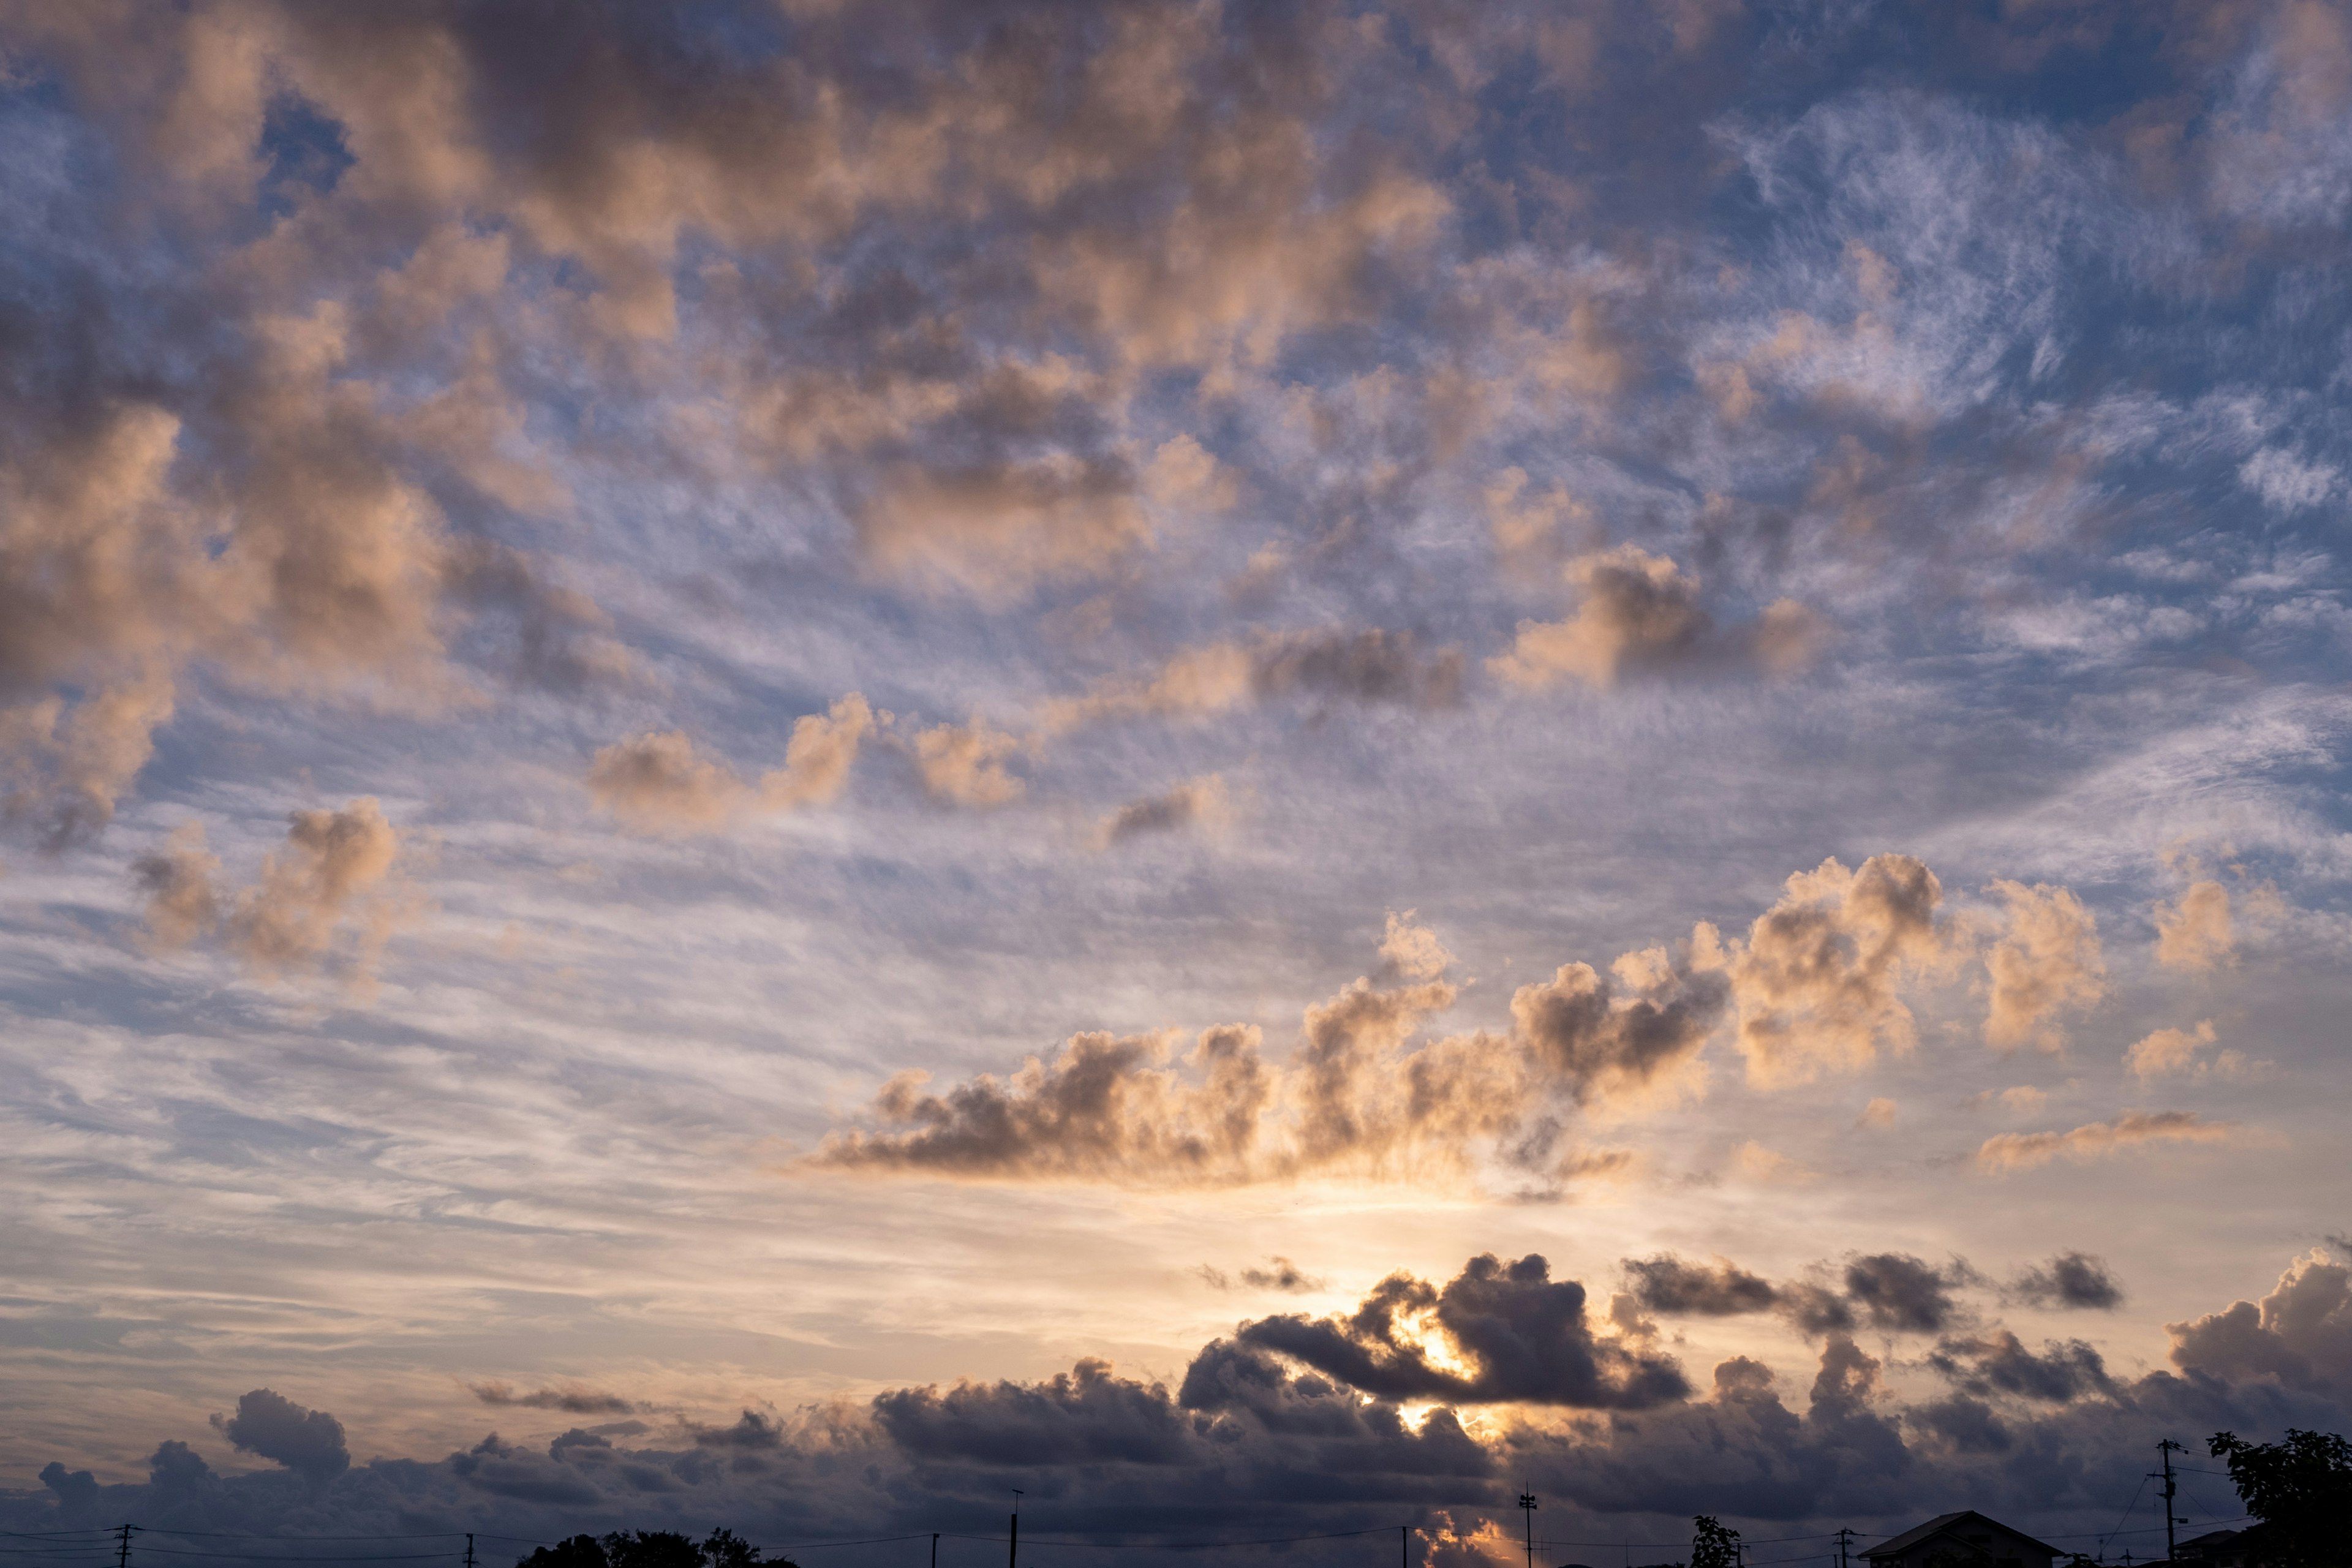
xmin=2157 ymin=1440 xmax=2184 ymax=1564
xmin=1520 ymin=1491 xmax=1539 ymax=1568
xmin=1009 ymin=1488 xmax=1022 ymax=1568
xmin=1837 ymin=1528 xmax=1855 ymax=1568
xmin=115 ymin=1525 xmax=133 ymax=1568
xmin=1402 ymin=1523 xmax=1409 ymax=1568
xmin=932 ymin=1534 xmax=939 ymax=1568
xmin=464 ymin=1536 xmax=477 ymax=1568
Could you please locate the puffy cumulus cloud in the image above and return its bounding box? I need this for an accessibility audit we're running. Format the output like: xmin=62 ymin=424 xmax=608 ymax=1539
xmin=1975 ymin=1110 xmax=2236 ymax=1173
xmin=227 ymin=799 xmax=409 ymax=982
xmin=812 ymin=1027 xmax=1276 ymax=1183
xmin=2155 ymin=880 xmax=2236 ymax=969
xmin=812 ymin=954 xmax=1613 ymax=1188
xmin=1489 ymin=547 xmax=1825 ymax=690
xmin=1928 ymin=1332 xmax=2111 ymax=1402
xmin=1490 ymin=546 xmax=1708 ymax=689
xmin=135 ymin=799 xmax=413 ymax=985
xmin=210 ymin=1388 xmax=350 ymax=1482
xmin=2010 ymin=1252 xmax=2124 ymax=1311
xmin=469 ymin=1382 xmax=638 ymax=1416
xmin=1098 ymin=774 xmax=1229 ymax=848
xmin=1379 ymin=910 xmax=1454 ymax=982
xmin=132 ymin=823 xmax=223 ymax=951
xmin=874 ymin=1357 xmax=1193 ymax=1466
xmin=816 ymin=856 xmax=2109 ymax=1188
xmin=586 ymin=695 xmax=874 ymax=833
xmin=1233 ymin=1253 xmax=1689 ymax=1409
xmin=1723 ymin=854 xmax=1950 ymax=1087
xmin=2169 ymin=1249 xmax=2352 ymax=1390
xmin=1981 ymin=880 xmax=2106 ymax=1052
xmin=1507 ymin=944 xmax=1728 ymax=1109
xmin=911 ymin=719 xmax=1027 ymax=808
xmin=1843 ymin=1254 xmax=1962 ymax=1334
xmin=2123 ymin=1019 xmax=2257 ymax=1081
xmin=587 ymin=732 xmax=747 ymax=833
xmin=1623 ymin=1255 xmax=1779 ymax=1317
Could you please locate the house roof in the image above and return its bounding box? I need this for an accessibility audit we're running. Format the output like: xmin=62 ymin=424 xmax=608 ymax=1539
xmin=2176 ymin=1530 xmax=2244 ymax=1552
xmin=1863 ymin=1513 xmax=2064 ymax=1561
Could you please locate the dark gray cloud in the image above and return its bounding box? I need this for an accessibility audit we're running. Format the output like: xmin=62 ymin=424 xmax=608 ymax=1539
xmin=1928 ymin=1332 xmax=2112 ymax=1403
xmin=471 ymin=1381 xmax=641 ymax=1415
xmin=1250 ymin=629 xmax=1464 ymax=709
xmin=2010 ymin=1252 xmax=2124 ymax=1311
xmin=1240 ymin=1257 xmax=1325 ymax=1292
xmin=1842 ymin=1254 xmax=1960 ymax=1335
xmin=210 ymin=1388 xmax=350 ymax=1482
xmin=1235 ymin=1253 xmax=1689 ymax=1409
xmin=12 ymin=1250 xmax=2352 ymax=1553
xmin=1623 ymin=1254 xmax=1779 ymax=1316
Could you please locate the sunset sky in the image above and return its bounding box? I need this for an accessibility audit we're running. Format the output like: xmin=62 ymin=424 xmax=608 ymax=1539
xmin=4 ymin=1 xmax=2351 ymax=1562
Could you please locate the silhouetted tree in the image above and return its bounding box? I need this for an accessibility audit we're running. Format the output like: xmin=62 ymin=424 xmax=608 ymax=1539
xmin=699 ymin=1532 xmax=763 ymax=1568
xmin=519 ymin=1539 xmax=606 ymax=1568
xmin=517 ymin=1529 xmax=794 ymax=1568
xmin=1691 ymin=1517 xmax=1741 ymax=1568
xmin=2211 ymin=1428 xmax=2352 ymax=1567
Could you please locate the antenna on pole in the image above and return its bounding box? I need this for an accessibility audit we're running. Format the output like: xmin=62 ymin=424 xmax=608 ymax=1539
xmin=1520 ymin=1490 xmax=1539 ymax=1568
xmin=2157 ymin=1440 xmax=2184 ymax=1564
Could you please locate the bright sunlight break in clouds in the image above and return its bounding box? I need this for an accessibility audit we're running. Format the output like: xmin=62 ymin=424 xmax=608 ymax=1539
xmin=2 ymin=3 xmax=2351 ymax=1566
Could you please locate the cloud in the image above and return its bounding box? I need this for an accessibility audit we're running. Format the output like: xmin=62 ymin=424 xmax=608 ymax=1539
xmin=1234 ymin=1253 xmax=1689 ymax=1409
xmin=760 ymin=694 xmax=877 ymax=811
xmin=133 ymin=823 xmax=223 ymax=950
xmin=1239 ymin=1257 xmax=1325 ymax=1292
xmin=1251 ymin=628 xmax=1465 ymax=709
xmin=586 ymin=695 xmax=874 ymax=832
xmin=1379 ymin=911 xmax=1453 ymax=982
xmin=1488 ymin=547 xmax=1825 ymax=690
xmin=1928 ymin=1331 xmax=2111 ymax=1402
xmin=1976 ymin=1110 xmax=2236 ymax=1172
xmin=587 ymin=732 xmax=747 ymax=833
xmin=1724 ymin=854 xmax=1950 ymax=1086
xmin=1041 ymin=628 xmax=1461 ymax=736
xmin=910 ymin=718 xmax=1027 ymax=808
xmin=135 ymin=800 xmax=414 ymax=984
xmin=1843 ymin=1253 xmax=1959 ymax=1333
xmin=210 ymin=1388 xmax=350 ymax=1482
xmin=1489 ymin=546 xmax=1709 ymax=689
xmin=224 ymin=799 xmax=408 ymax=981
xmin=469 ymin=1382 xmax=639 ymax=1416
xmin=857 ymin=458 xmax=1151 ymax=599
xmin=1098 ymin=774 xmax=1228 ymax=846
xmin=814 ymin=856 xmax=2075 ymax=1188
xmin=2154 ymin=880 xmax=2234 ymax=969
xmin=812 ymin=1026 xmax=1274 ymax=1183
xmin=874 ymin=1357 xmax=1193 ymax=1466
xmin=2124 ymin=1019 xmax=2218 ymax=1079
xmin=2169 ymin=1248 xmax=2352 ymax=1389
xmin=1981 ymin=880 xmax=2105 ymax=1052
xmin=1857 ymin=1096 xmax=1898 ymax=1129
xmin=1509 ymin=943 xmax=1728 ymax=1109
xmin=2010 ymin=1252 xmax=2124 ymax=1310
xmin=1623 ymin=1255 xmax=1780 ymax=1317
